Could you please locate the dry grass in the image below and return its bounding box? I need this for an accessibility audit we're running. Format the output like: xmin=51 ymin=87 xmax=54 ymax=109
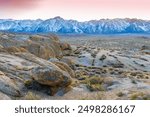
xmin=116 ymin=92 xmax=124 ymax=97
xmin=24 ymin=91 xmax=41 ymax=100
xmin=85 ymin=76 xmax=105 ymax=91
xmin=130 ymin=92 xmax=150 ymax=100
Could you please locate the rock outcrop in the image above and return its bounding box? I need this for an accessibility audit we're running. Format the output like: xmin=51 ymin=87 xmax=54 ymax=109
xmin=0 ymin=71 xmax=24 ymax=97
xmin=59 ymin=42 xmax=72 ymax=56
xmin=0 ymin=32 xmax=74 ymax=99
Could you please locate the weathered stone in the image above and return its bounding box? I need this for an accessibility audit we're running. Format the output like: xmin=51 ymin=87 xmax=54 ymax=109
xmin=24 ymin=41 xmax=56 ymax=59
xmin=52 ymin=61 xmax=75 ymax=78
xmin=29 ymin=35 xmax=63 ymax=58
xmin=0 ymin=52 xmax=73 ymax=97
xmin=61 ymin=57 xmax=76 ymax=69
xmin=31 ymin=66 xmax=72 ymax=87
xmin=4 ymin=46 xmax=28 ymax=54
xmin=0 ymin=92 xmax=11 ymax=100
xmin=60 ymin=42 xmax=72 ymax=56
xmin=0 ymin=71 xmax=25 ymax=97
xmin=0 ymin=32 xmax=75 ymax=99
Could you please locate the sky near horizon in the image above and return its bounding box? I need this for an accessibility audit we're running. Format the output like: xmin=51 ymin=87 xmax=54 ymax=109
xmin=0 ymin=0 xmax=150 ymax=21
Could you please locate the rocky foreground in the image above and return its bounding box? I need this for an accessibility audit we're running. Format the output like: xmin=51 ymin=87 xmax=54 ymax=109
xmin=0 ymin=32 xmax=75 ymax=100
xmin=0 ymin=33 xmax=150 ymax=100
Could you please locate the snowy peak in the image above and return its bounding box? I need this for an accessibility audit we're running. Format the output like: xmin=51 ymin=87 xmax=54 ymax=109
xmin=0 ymin=17 xmax=150 ymax=34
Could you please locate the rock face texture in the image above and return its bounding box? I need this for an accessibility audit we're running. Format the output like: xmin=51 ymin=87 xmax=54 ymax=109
xmin=0 ymin=32 xmax=74 ymax=99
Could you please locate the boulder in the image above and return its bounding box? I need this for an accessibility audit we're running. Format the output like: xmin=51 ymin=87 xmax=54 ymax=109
xmin=44 ymin=34 xmax=60 ymax=42
xmin=0 ymin=33 xmax=74 ymax=98
xmin=24 ymin=41 xmax=56 ymax=59
xmin=0 ymin=71 xmax=25 ymax=97
xmin=0 ymin=52 xmax=73 ymax=96
xmin=29 ymin=35 xmax=63 ymax=58
xmin=52 ymin=61 xmax=75 ymax=78
xmin=0 ymin=34 xmax=65 ymax=59
xmin=61 ymin=57 xmax=76 ymax=69
xmin=60 ymin=42 xmax=72 ymax=56
xmin=49 ymin=57 xmax=75 ymax=77
xmin=31 ymin=66 xmax=72 ymax=87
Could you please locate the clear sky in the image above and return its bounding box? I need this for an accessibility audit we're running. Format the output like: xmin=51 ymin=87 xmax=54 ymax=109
xmin=0 ymin=0 xmax=150 ymax=21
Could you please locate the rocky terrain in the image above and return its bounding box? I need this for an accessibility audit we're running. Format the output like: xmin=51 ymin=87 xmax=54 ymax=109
xmin=0 ymin=32 xmax=74 ymax=100
xmin=59 ymin=35 xmax=150 ymax=100
xmin=0 ymin=32 xmax=150 ymax=100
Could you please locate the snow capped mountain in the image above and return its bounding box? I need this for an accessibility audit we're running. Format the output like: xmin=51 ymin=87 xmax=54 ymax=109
xmin=0 ymin=17 xmax=150 ymax=34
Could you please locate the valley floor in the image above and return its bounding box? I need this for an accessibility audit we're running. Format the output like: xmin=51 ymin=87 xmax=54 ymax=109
xmin=55 ymin=35 xmax=150 ymax=100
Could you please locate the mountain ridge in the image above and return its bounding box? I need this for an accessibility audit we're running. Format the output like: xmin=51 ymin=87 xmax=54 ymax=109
xmin=0 ymin=17 xmax=150 ymax=34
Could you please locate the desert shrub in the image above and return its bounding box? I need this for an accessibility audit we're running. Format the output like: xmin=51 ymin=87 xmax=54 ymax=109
xmin=24 ymin=80 xmax=32 ymax=86
xmin=86 ymin=76 xmax=105 ymax=91
xmin=117 ymin=92 xmax=124 ymax=97
xmin=87 ymin=83 xmax=105 ymax=91
xmin=130 ymin=92 xmax=150 ymax=100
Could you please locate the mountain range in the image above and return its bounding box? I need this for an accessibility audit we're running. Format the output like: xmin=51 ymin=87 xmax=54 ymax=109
xmin=0 ymin=17 xmax=150 ymax=34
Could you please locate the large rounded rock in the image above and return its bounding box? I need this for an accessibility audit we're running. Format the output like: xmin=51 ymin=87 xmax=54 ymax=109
xmin=60 ymin=42 xmax=72 ymax=56
xmin=24 ymin=41 xmax=56 ymax=59
xmin=52 ymin=61 xmax=75 ymax=78
xmin=29 ymin=35 xmax=60 ymax=43
xmin=0 ymin=52 xmax=73 ymax=96
xmin=31 ymin=66 xmax=72 ymax=87
xmin=0 ymin=33 xmax=75 ymax=98
xmin=29 ymin=35 xmax=63 ymax=58
xmin=61 ymin=57 xmax=76 ymax=69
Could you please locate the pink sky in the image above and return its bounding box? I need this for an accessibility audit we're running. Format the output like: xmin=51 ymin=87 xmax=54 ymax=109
xmin=0 ymin=0 xmax=150 ymax=21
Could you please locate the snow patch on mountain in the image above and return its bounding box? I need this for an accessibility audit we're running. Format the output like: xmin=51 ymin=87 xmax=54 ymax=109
xmin=0 ymin=17 xmax=150 ymax=34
